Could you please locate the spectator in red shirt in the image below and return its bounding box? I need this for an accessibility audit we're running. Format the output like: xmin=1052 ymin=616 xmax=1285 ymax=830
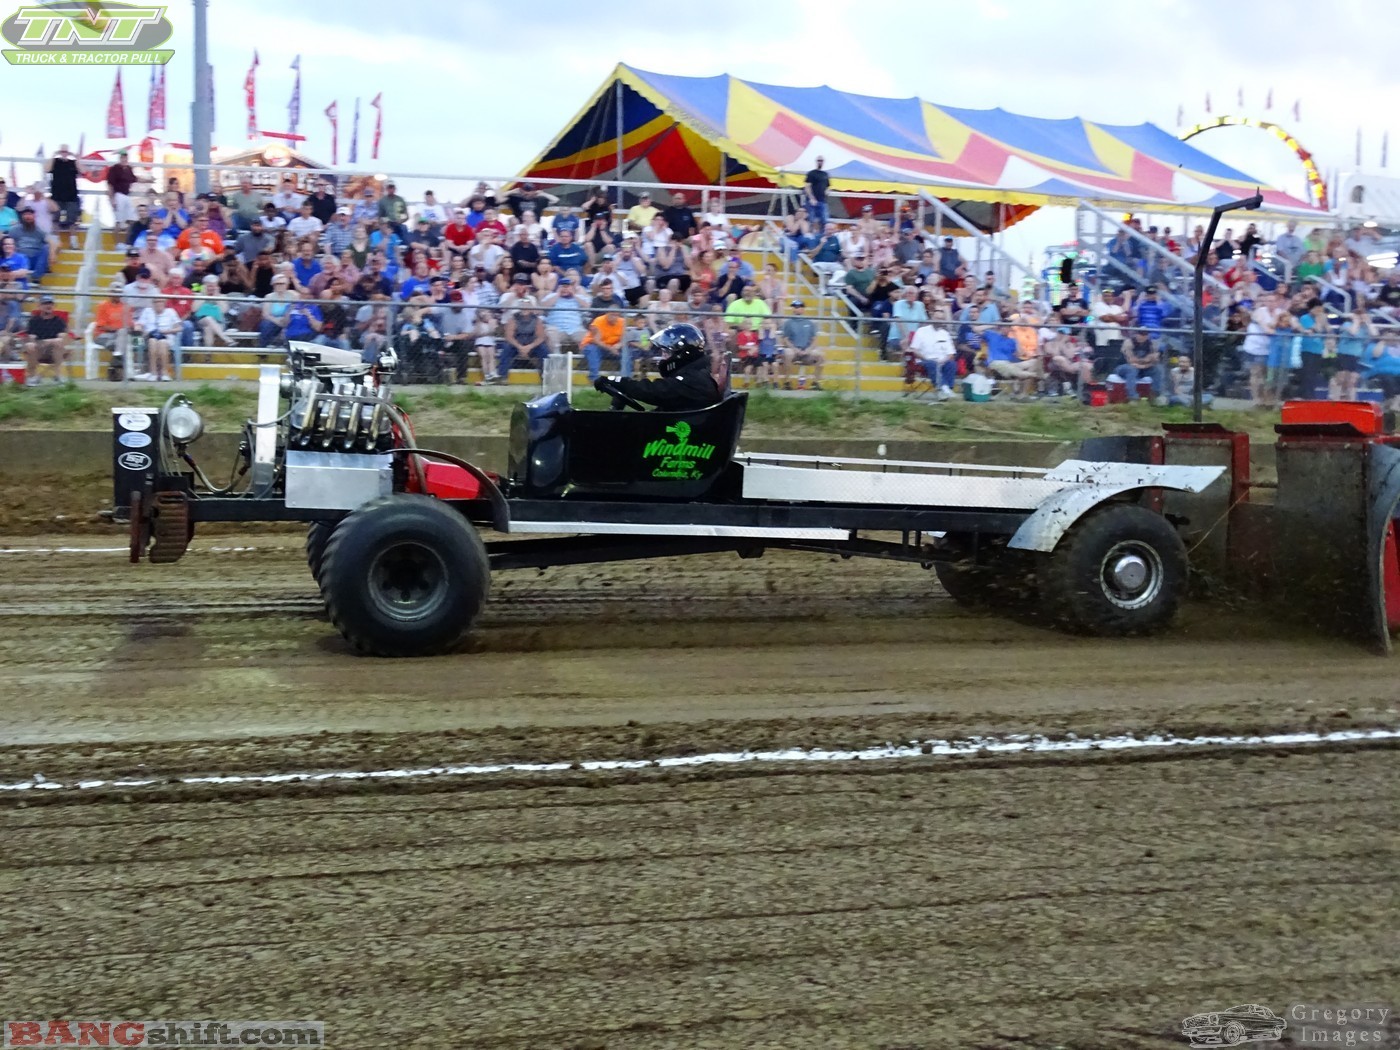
xmin=477 ymin=208 xmax=508 ymax=240
xmin=160 ymin=272 xmax=197 ymax=353
xmin=442 ymin=208 xmax=475 ymax=254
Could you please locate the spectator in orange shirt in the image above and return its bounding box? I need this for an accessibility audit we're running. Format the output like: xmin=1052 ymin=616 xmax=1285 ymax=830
xmin=580 ymin=307 xmax=628 ymax=381
xmin=92 ymin=281 xmax=132 ymax=379
xmin=175 ymin=213 xmax=225 ymax=259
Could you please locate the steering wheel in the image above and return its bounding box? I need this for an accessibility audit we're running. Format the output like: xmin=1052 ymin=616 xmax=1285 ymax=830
xmin=595 ymin=376 xmax=648 ymax=411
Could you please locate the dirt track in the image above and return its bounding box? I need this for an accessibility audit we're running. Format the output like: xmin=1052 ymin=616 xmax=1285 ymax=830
xmin=1 ymin=535 xmax=1397 ymax=1049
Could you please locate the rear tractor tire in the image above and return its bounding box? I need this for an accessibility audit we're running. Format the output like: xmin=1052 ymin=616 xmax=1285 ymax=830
xmin=1038 ymin=503 xmax=1187 ymax=636
xmin=319 ymin=495 xmax=490 ymax=657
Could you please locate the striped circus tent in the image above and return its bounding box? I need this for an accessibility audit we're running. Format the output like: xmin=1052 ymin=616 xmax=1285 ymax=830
xmin=520 ymin=65 xmax=1320 ymax=228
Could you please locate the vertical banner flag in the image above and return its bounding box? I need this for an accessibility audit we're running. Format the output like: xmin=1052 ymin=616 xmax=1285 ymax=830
xmin=208 ymin=63 xmax=216 ymax=132
xmin=325 ymin=100 xmax=339 ymax=165
xmin=288 ymin=55 xmax=301 ymax=136
xmin=1356 ymin=128 xmax=1362 ymax=167
xmin=370 ymin=92 xmax=382 ymax=160
xmin=1293 ymin=99 xmax=1301 ymax=122
xmin=106 ymin=69 xmax=127 ymax=138
xmin=148 ymin=65 xmax=166 ymax=132
xmin=1175 ymin=104 xmax=1183 ymax=127
xmin=244 ymin=50 xmax=260 ymax=140
xmin=1383 ymin=131 xmax=1390 ymax=170
xmin=349 ymin=97 xmax=360 ymax=164
xmin=1265 ymin=87 xmax=1273 ymax=110
xmin=1237 ymin=86 xmax=1244 ymax=108
xmin=77 ymin=132 xmax=85 ymax=158
xmin=1204 ymin=92 xmax=1211 ymax=115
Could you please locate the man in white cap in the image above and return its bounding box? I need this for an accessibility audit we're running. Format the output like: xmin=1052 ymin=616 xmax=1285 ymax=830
xmin=321 ymin=206 xmax=355 ymax=256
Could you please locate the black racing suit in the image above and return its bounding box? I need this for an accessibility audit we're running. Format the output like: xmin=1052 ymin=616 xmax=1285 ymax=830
xmin=608 ymin=356 xmax=721 ymax=411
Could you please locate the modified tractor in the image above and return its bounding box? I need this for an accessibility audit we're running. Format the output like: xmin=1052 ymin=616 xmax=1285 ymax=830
xmin=118 ymin=343 xmax=1226 ymax=657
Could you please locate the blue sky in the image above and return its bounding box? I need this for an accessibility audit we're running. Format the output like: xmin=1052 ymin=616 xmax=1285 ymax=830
xmin=1 ymin=0 xmax=1396 ymax=258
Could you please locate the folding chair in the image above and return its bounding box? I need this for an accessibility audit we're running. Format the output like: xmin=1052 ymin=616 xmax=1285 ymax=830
xmin=902 ymin=349 xmax=935 ymax=398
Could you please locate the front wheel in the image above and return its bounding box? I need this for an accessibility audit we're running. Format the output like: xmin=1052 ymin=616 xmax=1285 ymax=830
xmin=1038 ymin=503 xmax=1187 ymax=636
xmin=320 ymin=494 xmax=489 ymax=657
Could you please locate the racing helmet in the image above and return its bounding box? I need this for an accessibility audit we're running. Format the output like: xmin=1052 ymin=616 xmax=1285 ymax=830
xmin=652 ymin=322 xmax=707 ymax=377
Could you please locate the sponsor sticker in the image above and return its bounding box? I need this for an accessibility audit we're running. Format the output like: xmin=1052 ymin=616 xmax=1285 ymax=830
xmin=118 ymin=431 xmax=151 ymax=448
xmin=117 ymin=412 xmax=152 ymax=431
xmin=117 ymin=451 xmax=152 ymax=471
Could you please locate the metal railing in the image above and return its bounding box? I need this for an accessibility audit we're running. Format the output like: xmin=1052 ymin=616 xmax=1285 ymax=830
xmin=1075 ymin=201 xmax=1230 ymax=329
xmin=918 ymin=191 xmax=1037 ymax=296
xmin=69 ymin=216 xmax=103 ymax=341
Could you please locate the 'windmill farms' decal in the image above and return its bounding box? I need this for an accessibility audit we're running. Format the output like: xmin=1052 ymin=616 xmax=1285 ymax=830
xmin=642 ymin=421 xmax=715 ymax=480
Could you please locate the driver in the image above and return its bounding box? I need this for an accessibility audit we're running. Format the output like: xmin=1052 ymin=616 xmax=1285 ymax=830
xmin=594 ymin=322 xmax=721 ymax=410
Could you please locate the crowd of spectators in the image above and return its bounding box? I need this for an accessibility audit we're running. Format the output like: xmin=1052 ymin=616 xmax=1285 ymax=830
xmin=780 ymin=155 xmax=1400 ymax=405
xmin=5 ymin=147 xmax=1399 ymax=405
xmin=74 ymin=171 xmax=829 ymax=388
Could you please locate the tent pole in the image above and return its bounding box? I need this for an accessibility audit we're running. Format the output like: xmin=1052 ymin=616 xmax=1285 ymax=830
xmin=614 ymin=79 xmax=624 ymax=210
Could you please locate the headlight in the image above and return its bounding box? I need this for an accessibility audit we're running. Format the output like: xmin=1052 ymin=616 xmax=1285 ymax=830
xmin=165 ymin=403 xmax=204 ymax=444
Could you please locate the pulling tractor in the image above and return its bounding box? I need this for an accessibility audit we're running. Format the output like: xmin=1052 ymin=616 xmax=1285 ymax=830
xmin=118 ymin=343 xmax=1251 ymax=657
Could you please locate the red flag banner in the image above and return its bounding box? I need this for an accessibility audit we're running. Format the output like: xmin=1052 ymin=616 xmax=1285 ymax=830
xmin=244 ymin=50 xmax=260 ymax=140
xmin=370 ymin=92 xmax=382 ymax=160
xmin=325 ymin=100 xmax=339 ymax=165
xmin=148 ymin=65 xmax=166 ymax=132
xmin=106 ymin=69 xmax=127 ymax=139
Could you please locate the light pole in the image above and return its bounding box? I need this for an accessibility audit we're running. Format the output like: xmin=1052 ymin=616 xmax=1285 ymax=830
xmin=191 ymin=0 xmax=211 ymax=194
xmin=1192 ymin=191 xmax=1261 ymax=421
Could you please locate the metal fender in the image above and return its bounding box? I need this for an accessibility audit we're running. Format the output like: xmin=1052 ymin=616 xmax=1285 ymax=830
xmin=1007 ymin=461 xmax=1225 ymax=553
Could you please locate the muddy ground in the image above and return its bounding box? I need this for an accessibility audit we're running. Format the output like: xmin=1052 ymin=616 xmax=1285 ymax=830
xmin=0 ymin=536 xmax=1396 ymax=1049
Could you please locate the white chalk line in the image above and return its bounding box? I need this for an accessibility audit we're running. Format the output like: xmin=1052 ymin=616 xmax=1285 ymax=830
xmin=3 ymin=727 xmax=1397 ymax=795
